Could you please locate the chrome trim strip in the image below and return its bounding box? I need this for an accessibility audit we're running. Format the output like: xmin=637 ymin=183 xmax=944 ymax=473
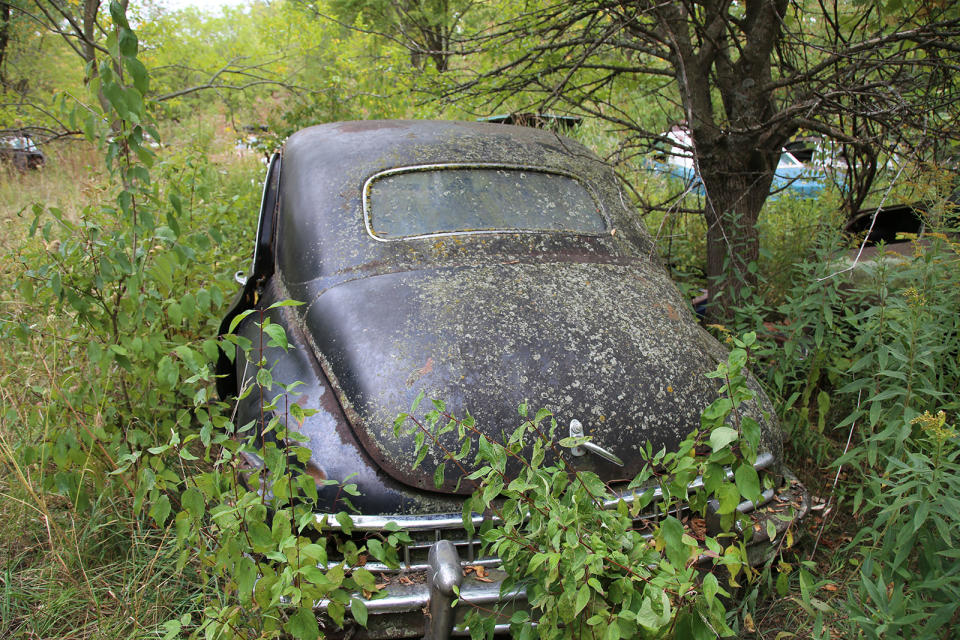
xmin=317 ymin=512 xmax=485 ymax=531
xmin=602 ymin=451 xmax=776 ymax=509
xmin=315 ymin=451 xmax=777 ymax=531
xmin=361 ymin=163 xmax=610 ymax=243
xmin=324 ymin=557 xmax=500 ymax=574
xmin=453 ymin=624 xmax=514 ymax=637
xmin=313 ymin=571 xmax=526 ymax=615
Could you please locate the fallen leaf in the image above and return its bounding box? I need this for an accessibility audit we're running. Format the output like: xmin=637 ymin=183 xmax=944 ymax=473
xmin=466 ymin=565 xmax=487 ymax=578
xmin=688 ymin=517 xmax=706 ymax=541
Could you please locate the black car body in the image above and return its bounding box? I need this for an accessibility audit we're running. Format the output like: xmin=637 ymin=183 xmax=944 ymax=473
xmin=218 ymin=120 xmax=807 ymax=639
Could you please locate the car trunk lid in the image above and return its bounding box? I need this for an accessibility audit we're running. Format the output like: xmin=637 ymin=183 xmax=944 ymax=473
xmin=299 ymin=258 xmax=776 ymax=494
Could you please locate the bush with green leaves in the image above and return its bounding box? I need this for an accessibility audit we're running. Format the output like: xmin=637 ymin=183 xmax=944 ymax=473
xmin=725 ymin=227 xmax=960 ymax=637
xmin=845 ymin=410 xmax=960 ymax=639
xmin=396 ymin=332 xmax=801 ymax=639
xmin=3 ymin=4 xmax=408 ymax=638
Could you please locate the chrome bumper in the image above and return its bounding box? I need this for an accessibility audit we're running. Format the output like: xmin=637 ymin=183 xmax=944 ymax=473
xmin=315 ymin=540 xmax=526 ymax=639
xmin=312 ymin=461 xmax=809 ymax=639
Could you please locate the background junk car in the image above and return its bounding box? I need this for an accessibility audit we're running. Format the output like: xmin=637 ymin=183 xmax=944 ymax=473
xmin=0 ymin=133 xmax=45 ymax=170
xmin=217 ymin=120 xmax=809 ymax=639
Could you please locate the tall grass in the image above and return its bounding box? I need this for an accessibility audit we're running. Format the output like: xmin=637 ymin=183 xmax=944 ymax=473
xmin=0 ymin=141 xmax=104 ymax=228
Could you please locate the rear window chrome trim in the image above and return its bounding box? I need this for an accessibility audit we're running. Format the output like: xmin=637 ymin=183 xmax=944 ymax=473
xmin=361 ymin=162 xmax=610 ymax=242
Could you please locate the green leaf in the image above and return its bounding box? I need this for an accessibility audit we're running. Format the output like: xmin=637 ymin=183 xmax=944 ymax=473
xmin=575 ymin=583 xmax=590 ymax=615
xmin=284 ymin=606 xmax=320 ymax=640
xmin=734 ymin=463 xmax=761 ymax=504
xmin=149 ymin=494 xmax=171 ymax=525
xmin=433 ymin=463 xmax=445 ymax=488
xmin=659 ymin=516 xmax=687 ymax=568
xmin=157 ymin=355 xmax=179 ymax=388
xmin=335 ymin=511 xmax=355 ymax=534
xmin=181 ymin=487 xmax=204 ymax=520
xmin=167 ymin=301 xmax=183 ymax=326
xmin=228 ymin=308 xmax=256 ymax=334
xmin=351 ymin=597 xmax=368 ymax=626
xmin=102 ymin=81 xmax=129 ymax=119
xmin=262 ymin=322 xmax=288 ymax=350
xmin=267 ymin=299 xmax=304 ymax=309
xmin=709 ymin=427 xmax=739 ymax=452
xmin=766 ymin=519 xmax=778 ymax=542
xmin=248 ymin=521 xmax=273 ymax=551
xmin=161 ymin=620 xmax=181 ymax=640
xmin=741 ymin=416 xmax=761 ymax=450
xmin=715 ymin=483 xmax=740 ymax=515
xmin=603 ymin=619 xmax=620 ymax=640
xmin=411 ymin=390 xmax=425 ymax=413
xmin=353 ymin=568 xmax=377 ymax=591
xmin=109 ymin=1 xmax=129 ymax=28
xmin=256 ymin=367 xmax=273 ymax=390
xmin=702 ymin=463 xmax=725 ymax=495
xmin=327 ymin=600 xmax=346 ymax=626
xmin=635 ymin=590 xmax=671 ymax=631
xmin=235 ymin=555 xmax=257 ymax=604
xmin=701 ymin=397 xmax=733 ymax=426
xmin=118 ymin=27 xmax=138 ymax=57
xmin=702 ymin=572 xmax=719 ymax=606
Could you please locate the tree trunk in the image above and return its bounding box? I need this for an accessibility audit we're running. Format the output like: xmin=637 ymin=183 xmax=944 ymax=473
xmin=0 ymin=3 xmax=10 ymax=86
xmin=698 ymin=147 xmax=777 ymax=324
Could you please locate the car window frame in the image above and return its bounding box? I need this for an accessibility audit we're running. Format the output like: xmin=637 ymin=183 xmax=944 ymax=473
xmin=361 ymin=163 xmax=610 ymax=242
xmin=251 ymin=152 xmax=282 ymax=280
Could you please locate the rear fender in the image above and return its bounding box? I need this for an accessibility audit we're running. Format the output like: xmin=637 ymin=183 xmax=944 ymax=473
xmin=231 ymin=281 xmax=452 ymax=513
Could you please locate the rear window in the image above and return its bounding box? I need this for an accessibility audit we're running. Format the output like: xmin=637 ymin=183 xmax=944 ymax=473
xmin=364 ymin=166 xmax=607 ymax=239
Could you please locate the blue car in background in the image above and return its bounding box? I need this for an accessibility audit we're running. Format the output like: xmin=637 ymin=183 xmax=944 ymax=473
xmin=651 ymin=124 xmax=832 ymax=199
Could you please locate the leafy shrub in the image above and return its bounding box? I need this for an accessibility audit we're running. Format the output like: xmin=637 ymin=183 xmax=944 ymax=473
xmin=846 ymin=410 xmax=960 ymax=638
xmin=733 ymin=229 xmax=960 ymax=637
xmin=2 ymin=5 xmax=405 ymax=638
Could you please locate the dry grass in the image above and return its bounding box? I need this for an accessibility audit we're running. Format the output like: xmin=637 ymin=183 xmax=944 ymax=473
xmin=0 ymin=140 xmax=104 ymax=226
xmin=0 ymin=318 xmax=202 ymax=639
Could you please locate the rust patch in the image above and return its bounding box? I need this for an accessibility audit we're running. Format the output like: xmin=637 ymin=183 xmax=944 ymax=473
xmin=405 ymin=357 xmax=435 ymax=387
xmin=304 ymin=460 xmax=327 ymax=483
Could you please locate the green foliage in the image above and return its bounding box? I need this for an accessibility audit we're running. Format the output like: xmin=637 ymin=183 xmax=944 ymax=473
xmin=2 ymin=6 xmax=410 ymax=637
xmin=723 ymin=224 xmax=960 ymax=636
xmin=396 ymin=333 xmax=799 ymax=638
xmin=846 ymin=410 xmax=960 ymax=638
xmin=137 ymin=0 xmax=420 ymax=138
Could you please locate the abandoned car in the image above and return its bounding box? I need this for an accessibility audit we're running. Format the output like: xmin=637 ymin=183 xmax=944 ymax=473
xmin=651 ymin=123 xmax=829 ymax=198
xmin=217 ymin=120 xmax=808 ymax=639
xmin=0 ymin=133 xmax=45 ymax=170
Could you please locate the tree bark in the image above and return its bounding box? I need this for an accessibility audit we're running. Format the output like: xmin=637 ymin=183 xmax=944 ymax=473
xmin=0 ymin=3 xmax=10 ymax=86
xmin=698 ymin=145 xmax=777 ymax=322
xmin=654 ymin=0 xmax=788 ymax=323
